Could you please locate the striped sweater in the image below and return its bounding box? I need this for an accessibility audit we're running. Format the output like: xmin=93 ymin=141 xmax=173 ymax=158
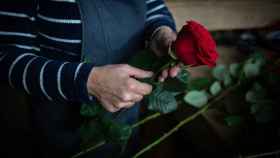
xmin=0 ymin=0 xmax=176 ymax=103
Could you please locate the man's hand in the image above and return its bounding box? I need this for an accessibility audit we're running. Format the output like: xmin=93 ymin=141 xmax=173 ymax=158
xmin=150 ymin=26 xmax=180 ymax=82
xmin=87 ymin=64 xmax=153 ymax=113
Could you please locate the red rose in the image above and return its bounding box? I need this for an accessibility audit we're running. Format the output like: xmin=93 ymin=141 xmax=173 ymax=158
xmin=172 ymin=20 xmax=219 ymax=67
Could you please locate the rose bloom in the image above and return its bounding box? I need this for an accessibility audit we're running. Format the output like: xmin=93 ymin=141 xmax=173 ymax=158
xmin=173 ymin=20 xmax=219 ymax=67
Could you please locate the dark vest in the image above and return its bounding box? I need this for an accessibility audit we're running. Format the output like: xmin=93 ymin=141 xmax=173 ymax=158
xmin=77 ymin=0 xmax=146 ymax=65
xmin=31 ymin=1 xmax=145 ymax=157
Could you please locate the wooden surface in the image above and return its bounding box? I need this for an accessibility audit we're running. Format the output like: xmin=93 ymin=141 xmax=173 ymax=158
xmin=166 ymin=0 xmax=280 ymax=30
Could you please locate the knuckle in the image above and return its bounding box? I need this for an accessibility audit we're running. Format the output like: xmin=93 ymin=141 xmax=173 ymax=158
xmin=107 ymin=106 xmax=116 ymax=113
xmin=126 ymin=81 xmax=135 ymax=90
xmin=146 ymin=85 xmax=153 ymax=94
xmin=112 ymin=109 xmax=118 ymax=113
xmin=123 ymin=102 xmax=134 ymax=108
xmin=121 ymin=93 xmax=131 ymax=101
xmin=136 ymin=95 xmax=143 ymax=102
xmin=108 ymin=108 xmax=114 ymax=113
xmin=115 ymin=101 xmax=123 ymax=108
xmin=126 ymin=103 xmax=134 ymax=108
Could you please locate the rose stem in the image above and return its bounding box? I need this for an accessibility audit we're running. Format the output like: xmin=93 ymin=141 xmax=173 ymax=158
xmin=71 ymin=141 xmax=105 ymax=158
xmin=132 ymin=83 xmax=240 ymax=158
xmin=71 ymin=112 xmax=162 ymax=158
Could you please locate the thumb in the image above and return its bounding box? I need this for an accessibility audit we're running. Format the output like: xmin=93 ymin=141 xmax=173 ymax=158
xmin=126 ymin=65 xmax=153 ymax=79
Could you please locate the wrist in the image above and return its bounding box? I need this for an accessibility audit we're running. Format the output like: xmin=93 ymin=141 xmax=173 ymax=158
xmin=73 ymin=62 xmax=95 ymax=103
xmin=150 ymin=26 xmax=175 ymax=41
xmin=150 ymin=26 xmax=177 ymax=56
xmin=87 ymin=66 xmax=100 ymax=98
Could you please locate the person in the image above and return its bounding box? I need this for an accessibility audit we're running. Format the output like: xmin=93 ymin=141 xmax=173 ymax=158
xmin=0 ymin=0 xmax=179 ymax=157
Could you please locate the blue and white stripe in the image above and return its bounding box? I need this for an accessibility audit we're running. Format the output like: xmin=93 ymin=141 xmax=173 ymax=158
xmin=146 ymin=4 xmax=165 ymax=15
xmin=39 ymin=32 xmax=81 ymax=43
xmin=8 ymin=53 xmax=35 ymax=87
xmin=22 ymin=56 xmax=39 ymax=94
xmin=57 ymin=62 xmax=68 ymax=100
xmin=74 ymin=63 xmax=84 ymax=81
xmin=0 ymin=0 xmax=175 ymax=103
xmin=0 ymin=53 xmax=7 ymax=62
xmin=13 ymin=44 xmax=41 ymax=52
xmin=40 ymin=60 xmax=53 ymax=101
xmin=0 ymin=31 xmax=36 ymax=38
xmin=51 ymin=0 xmax=76 ymax=3
xmin=37 ymin=13 xmax=81 ymax=24
xmin=0 ymin=10 xmax=35 ymax=21
xmin=146 ymin=0 xmax=157 ymax=4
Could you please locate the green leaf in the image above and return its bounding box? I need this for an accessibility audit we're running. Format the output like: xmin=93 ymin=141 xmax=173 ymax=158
xmin=251 ymin=52 xmax=266 ymax=65
xmin=224 ymin=72 xmax=233 ymax=87
xmin=101 ymin=117 xmax=132 ymax=146
xmin=128 ymin=50 xmax=157 ymax=71
xmin=84 ymin=56 xmax=92 ymax=64
xmin=210 ymin=81 xmax=222 ymax=96
xmin=184 ymin=90 xmax=208 ymax=108
xmin=246 ymin=91 xmax=258 ymax=103
xmin=245 ymin=91 xmax=266 ymax=104
xmin=162 ymin=67 xmax=189 ymax=93
xmin=229 ymin=63 xmax=241 ymax=77
xmin=224 ymin=116 xmax=242 ymax=126
xmin=188 ymin=77 xmax=211 ymax=91
xmin=250 ymin=104 xmax=261 ymax=114
xmin=148 ymin=85 xmax=178 ymax=114
xmin=243 ymin=53 xmax=265 ymax=78
xmin=212 ymin=64 xmax=233 ymax=85
xmin=243 ymin=62 xmax=261 ymax=78
xmin=250 ymin=100 xmax=274 ymax=113
xmin=80 ymin=120 xmax=105 ymax=148
xmin=176 ymin=68 xmax=189 ymax=84
xmin=80 ymin=104 xmax=105 ymax=117
xmin=212 ymin=65 xmax=226 ymax=81
xmin=253 ymin=104 xmax=275 ymax=124
xmin=80 ymin=115 xmax=133 ymax=152
xmin=162 ymin=77 xmax=187 ymax=93
xmin=245 ymin=83 xmax=266 ymax=103
xmin=252 ymin=82 xmax=263 ymax=92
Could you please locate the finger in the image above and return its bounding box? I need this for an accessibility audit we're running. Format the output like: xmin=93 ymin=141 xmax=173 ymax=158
xmin=101 ymin=100 xmax=120 ymax=113
xmin=158 ymin=76 xmax=164 ymax=82
xmin=126 ymin=65 xmax=153 ymax=79
xmin=124 ymin=101 xmax=138 ymax=109
xmin=119 ymin=91 xmax=143 ymax=102
xmin=158 ymin=69 xmax=168 ymax=82
xmin=161 ymin=27 xmax=177 ymax=49
xmin=169 ymin=65 xmax=181 ymax=77
xmin=128 ymin=78 xmax=152 ymax=95
xmin=103 ymin=94 xmax=128 ymax=111
xmin=131 ymin=94 xmax=143 ymax=102
xmin=113 ymin=101 xmax=135 ymax=109
xmin=161 ymin=69 xmax=168 ymax=80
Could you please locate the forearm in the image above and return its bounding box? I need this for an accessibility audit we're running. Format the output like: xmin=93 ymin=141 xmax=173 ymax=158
xmin=0 ymin=47 xmax=94 ymax=103
xmin=145 ymin=0 xmax=176 ymax=40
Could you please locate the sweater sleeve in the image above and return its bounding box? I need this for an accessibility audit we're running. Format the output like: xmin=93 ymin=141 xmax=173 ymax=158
xmin=0 ymin=2 xmax=94 ymax=103
xmin=145 ymin=0 xmax=176 ymax=39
